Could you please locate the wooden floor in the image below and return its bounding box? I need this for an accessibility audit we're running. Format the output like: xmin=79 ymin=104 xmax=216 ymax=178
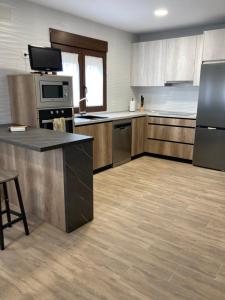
xmin=1 ymin=156 xmax=225 ymax=300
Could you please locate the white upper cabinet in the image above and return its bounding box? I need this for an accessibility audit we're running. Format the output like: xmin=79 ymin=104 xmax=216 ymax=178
xmin=165 ymin=36 xmax=197 ymax=82
xmin=193 ymin=35 xmax=204 ymax=86
xmin=203 ymin=29 xmax=225 ymax=61
xmin=131 ymin=43 xmax=146 ymax=86
xmin=131 ymin=40 xmax=166 ymax=87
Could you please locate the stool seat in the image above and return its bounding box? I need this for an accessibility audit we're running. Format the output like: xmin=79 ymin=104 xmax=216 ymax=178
xmin=0 ymin=169 xmax=18 ymax=184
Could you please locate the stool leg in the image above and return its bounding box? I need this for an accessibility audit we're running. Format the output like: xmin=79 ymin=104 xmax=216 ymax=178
xmin=0 ymin=194 xmax=4 ymax=250
xmin=14 ymin=178 xmax=29 ymax=236
xmin=3 ymin=183 xmax=11 ymax=227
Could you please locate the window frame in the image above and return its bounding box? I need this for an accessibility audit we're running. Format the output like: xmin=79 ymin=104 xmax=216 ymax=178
xmin=50 ymin=29 xmax=107 ymax=113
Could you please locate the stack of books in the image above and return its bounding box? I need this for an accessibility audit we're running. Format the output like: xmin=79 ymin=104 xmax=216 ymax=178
xmin=9 ymin=125 xmax=27 ymax=132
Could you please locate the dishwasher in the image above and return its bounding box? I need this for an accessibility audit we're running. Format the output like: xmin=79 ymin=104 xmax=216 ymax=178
xmin=113 ymin=119 xmax=132 ymax=167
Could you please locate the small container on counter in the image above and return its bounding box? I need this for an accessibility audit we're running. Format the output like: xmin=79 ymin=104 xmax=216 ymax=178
xmin=129 ymin=98 xmax=136 ymax=112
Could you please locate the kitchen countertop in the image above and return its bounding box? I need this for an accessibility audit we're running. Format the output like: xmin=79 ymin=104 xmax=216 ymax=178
xmin=0 ymin=125 xmax=93 ymax=152
xmin=74 ymin=110 xmax=197 ymax=126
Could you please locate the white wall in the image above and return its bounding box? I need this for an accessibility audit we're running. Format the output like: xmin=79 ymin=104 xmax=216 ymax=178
xmin=133 ymin=86 xmax=199 ymax=113
xmin=0 ymin=0 xmax=134 ymax=124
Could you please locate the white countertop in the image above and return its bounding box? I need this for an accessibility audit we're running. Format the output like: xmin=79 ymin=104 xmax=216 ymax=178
xmin=74 ymin=110 xmax=196 ymax=126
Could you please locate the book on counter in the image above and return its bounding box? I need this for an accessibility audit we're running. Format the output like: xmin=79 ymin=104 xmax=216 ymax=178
xmin=9 ymin=125 xmax=28 ymax=132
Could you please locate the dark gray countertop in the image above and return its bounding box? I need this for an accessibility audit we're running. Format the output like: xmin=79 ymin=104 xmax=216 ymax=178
xmin=0 ymin=125 xmax=93 ymax=152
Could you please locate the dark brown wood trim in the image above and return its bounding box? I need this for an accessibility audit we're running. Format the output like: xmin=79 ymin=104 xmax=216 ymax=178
xmin=50 ymin=28 xmax=108 ymax=53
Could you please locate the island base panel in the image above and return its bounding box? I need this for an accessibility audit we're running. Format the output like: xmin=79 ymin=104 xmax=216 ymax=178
xmin=63 ymin=141 xmax=93 ymax=233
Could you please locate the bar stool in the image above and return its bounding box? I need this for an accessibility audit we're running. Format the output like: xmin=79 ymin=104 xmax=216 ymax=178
xmin=0 ymin=169 xmax=29 ymax=250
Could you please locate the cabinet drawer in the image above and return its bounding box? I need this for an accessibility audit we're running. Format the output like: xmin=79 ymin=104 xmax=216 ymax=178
xmin=145 ymin=139 xmax=193 ymax=160
xmin=147 ymin=124 xmax=195 ymax=144
xmin=148 ymin=117 xmax=196 ymax=127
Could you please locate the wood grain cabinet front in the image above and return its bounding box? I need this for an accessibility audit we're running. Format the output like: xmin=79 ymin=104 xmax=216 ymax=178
xmin=165 ymin=36 xmax=197 ymax=82
xmin=131 ymin=40 xmax=166 ymax=87
xmin=145 ymin=139 xmax=193 ymax=160
xmin=131 ymin=117 xmax=146 ymax=156
xmin=75 ymin=122 xmax=112 ymax=170
xmin=145 ymin=117 xmax=196 ymax=160
xmin=147 ymin=125 xmax=195 ymax=144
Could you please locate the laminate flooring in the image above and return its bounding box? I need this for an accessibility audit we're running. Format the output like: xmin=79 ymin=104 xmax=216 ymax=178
xmin=1 ymin=156 xmax=225 ymax=300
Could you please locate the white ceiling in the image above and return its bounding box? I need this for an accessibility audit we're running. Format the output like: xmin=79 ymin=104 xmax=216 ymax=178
xmin=26 ymin=0 xmax=225 ymax=33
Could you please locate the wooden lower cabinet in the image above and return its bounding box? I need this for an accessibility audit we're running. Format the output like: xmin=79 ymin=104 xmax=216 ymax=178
xmin=75 ymin=122 xmax=112 ymax=170
xmin=132 ymin=117 xmax=146 ymax=156
xmin=147 ymin=124 xmax=195 ymax=144
xmin=148 ymin=116 xmax=196 ymax=127
xmin=145 ymin=139 xmax=193 ymax=160
xmin=145 ymin=117 xmax=196 ymax=160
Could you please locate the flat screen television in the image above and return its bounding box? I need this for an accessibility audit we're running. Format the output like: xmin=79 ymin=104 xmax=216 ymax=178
xmin=28 ymin=45 xmax=63 ymax=72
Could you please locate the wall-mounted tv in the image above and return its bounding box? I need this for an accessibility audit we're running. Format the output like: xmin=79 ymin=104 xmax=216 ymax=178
xmin=28 ymin=45 xmax=63 ymax=72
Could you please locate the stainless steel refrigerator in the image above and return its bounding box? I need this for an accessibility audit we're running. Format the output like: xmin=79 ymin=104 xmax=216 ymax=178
xmin=193 ymin=62 xmax=225 ymax=171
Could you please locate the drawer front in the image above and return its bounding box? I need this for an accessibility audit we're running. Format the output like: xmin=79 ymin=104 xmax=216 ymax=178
xmin=147 ymin=124 xmax=195 ymax=144
xmin=145 ymin=139 xmax=193 ymax=160
xmin=148 ymin=117 xmax=196 ymax=128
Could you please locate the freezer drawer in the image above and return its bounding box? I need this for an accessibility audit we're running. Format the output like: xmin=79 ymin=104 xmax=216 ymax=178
xmin=193 ymin=127 xmax=225 ymax=171
xmin=113 ymin=119 xmax=131 ymax=167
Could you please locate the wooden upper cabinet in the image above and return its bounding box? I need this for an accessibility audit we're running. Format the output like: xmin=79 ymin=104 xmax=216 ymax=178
xmin=131 ymin=40 xmax=166 ymax=87
xmin=131 ymin=117 xmax=146 ymax=156
xmin=75 ymin=122 xmax=112 ymax=170
xmin=165 ymin=36 xmax=197 ymax=82
xmin=203 ymin=29 xmax=225 ymax=61
xmin=193 ymin=35 xmax=204 ymax=86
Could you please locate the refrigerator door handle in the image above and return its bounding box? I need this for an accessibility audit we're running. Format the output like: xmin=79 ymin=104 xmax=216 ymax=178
xmin=208 ymin=127 xmax=217 ymax=130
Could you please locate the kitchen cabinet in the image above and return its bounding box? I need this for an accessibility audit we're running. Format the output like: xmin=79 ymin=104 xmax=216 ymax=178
xmin=131 ymin=116 xmax=146 ymax=156
xmin=147 ymin=124 xmax=195 ymax=144
xmin=203 ymin=29 xmax=225 ymax=61
xmin=131 ymin=40 xmax=166 ymax=86
xmin=75 ymin=122 xmax=112 ymax=170
xmin=193 ymin=35 xmax=204 ymax=86
xmin=145 ymin=117 xmax=196 ymax=160
xmin=145 ymin=140 xmax=193 ymax=160
xmin=148 ymin=116 xmax=196 ymax=127
xmin=165 ymin=36 xmax=197 ymax=82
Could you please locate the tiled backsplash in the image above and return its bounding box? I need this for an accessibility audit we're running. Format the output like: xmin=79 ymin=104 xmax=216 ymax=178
xmin=132 ymin=86 xmax=199 ymax=113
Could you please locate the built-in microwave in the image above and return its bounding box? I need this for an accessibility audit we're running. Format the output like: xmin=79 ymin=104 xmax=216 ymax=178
xmin=34 ymin=75 xmax=73 ymax=108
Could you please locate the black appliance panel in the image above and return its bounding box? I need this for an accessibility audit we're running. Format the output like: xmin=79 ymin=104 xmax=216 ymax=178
xmin=193 ymin=127 xmax=225 ymax=171
xmin=197 ymin=63 xmax=225 ymax=128
xmin=39 ymin=108 xmax=73 ymax=133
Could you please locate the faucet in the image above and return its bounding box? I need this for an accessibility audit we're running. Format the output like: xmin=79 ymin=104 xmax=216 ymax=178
xmin=79 ymin=97 xmax=88 ymax=115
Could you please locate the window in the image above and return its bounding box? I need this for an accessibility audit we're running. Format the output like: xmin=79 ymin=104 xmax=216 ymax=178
xmin=50 ymin=28 xmax=108 ymax=112
xmin=58 ymin=52 xmax=80 ymax=107
xmin=85 ymin=56 xmax=104 ymax=107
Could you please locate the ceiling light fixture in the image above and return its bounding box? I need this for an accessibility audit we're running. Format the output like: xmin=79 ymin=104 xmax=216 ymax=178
xmin=154 ymin=8 xmax=168 ymax=17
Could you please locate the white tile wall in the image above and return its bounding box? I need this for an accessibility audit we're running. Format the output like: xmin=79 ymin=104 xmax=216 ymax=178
xmin=132 ymin=86 xmax=199 ymax=113
xmin=0 ymin=0 xmax=135 ymax=123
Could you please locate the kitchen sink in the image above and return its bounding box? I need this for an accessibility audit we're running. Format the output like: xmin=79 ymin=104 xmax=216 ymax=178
xmin=76 ymin=115 xmax=108 ymax=120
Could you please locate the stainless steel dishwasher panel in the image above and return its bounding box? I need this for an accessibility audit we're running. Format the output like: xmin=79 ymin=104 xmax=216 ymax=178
xmin=113 ymin=119 xmax=131 ymax=167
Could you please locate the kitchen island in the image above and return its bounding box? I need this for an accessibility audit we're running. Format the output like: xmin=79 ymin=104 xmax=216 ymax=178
xmin=0 ymin=125 xmax=93 ymax=233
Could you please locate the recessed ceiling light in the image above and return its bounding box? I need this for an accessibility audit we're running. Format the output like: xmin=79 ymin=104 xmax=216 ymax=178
xmin=154 ymin=8 xmax=168 ymax=17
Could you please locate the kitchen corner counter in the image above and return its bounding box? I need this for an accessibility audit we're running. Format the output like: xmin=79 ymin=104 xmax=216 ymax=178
xmin=0 ymin=125 xmax=93 ymax=233
xmin=0 ymin=125 xmax=93 ymax=152
xmin=74 ymin=110 xmax=196 ymax=126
